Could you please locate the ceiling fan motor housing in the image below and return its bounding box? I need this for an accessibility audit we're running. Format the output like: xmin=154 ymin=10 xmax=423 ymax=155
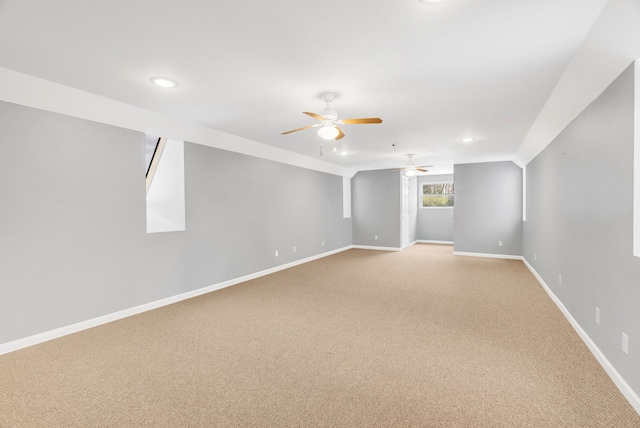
xmin=320 ymin=93 xmax=338 ymax=122
xmin=323 ymin=108 xmax=338 ymax=122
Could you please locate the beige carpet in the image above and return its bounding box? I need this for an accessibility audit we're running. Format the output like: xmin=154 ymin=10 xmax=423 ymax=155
xmin=1 ymin=244 xmax=639 ymax=427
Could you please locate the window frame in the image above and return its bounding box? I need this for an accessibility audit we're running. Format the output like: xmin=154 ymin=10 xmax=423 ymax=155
xmin=421 ymin=182 xmax=454 ymax=209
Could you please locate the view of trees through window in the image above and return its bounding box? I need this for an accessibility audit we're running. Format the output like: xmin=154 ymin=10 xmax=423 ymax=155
xmin=422 ymin=183 xmax=454 ymax=207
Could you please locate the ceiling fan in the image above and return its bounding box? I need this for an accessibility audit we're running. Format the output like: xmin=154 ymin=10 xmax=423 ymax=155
xmin=281 ymin=93 xmax=382 ymax=141
xmin=393 ymin=154 xmax=432 ymax=177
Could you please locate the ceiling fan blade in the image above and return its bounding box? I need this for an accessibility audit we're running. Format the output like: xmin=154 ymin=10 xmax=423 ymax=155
xmin=303 ymin=111 xmax=327 ymax=121
xmin=281 ymin=124 xmax=317 ymax=135
xmin=340 ymin=117 xmax=383 ymax=125
xmin=335 ymin=126 xmax=345 ymax=140
xmin=416 ymin=168 xmax=429 ymax=172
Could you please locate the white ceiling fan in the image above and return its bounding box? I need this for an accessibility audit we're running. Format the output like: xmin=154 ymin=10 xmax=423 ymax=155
xmin=281 ymin=93 xmax=383 ymax=141
xmin=393 ymin=154 xmax=432 ymax=177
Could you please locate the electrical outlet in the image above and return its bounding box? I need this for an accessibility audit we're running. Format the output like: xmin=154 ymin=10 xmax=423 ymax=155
xmin=275 ymin=250 xmax=278 ymax=257
xmin=293 ymin=246 xmax=297 ymax=253
xmin=559 ymin=274 xmax=562 ymax=286
xmin=622 ymin=333 xmax=629 ymax=355
xmin=498 ymin=241 xmax=503 ymax=247
xmin=321 ymin=240 xmax=325 ymax=246
xmin=534 ymin=253 xmax=537 ymax=261
xmin=374 ymin=235 xmax=378 ymax=240
xmin=595 ymin=307 xmax=600 ymax=324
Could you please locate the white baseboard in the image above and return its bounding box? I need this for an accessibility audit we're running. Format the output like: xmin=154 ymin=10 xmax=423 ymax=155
xmin=453 ymin=251 xmax=523 ymax=260
xmin=0 ymin=246 xmax=352 ymax=356
xmin=417 ymin=240 xmax=454 ymax=245
xmin=351 ymin=245 xmax=402 ymax=252
xmin=522 ymin=258 xmax=640 ymax=415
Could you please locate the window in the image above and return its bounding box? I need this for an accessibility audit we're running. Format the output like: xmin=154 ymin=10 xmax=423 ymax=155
xmin=422 ymin=183 xmax=454 ymax=207
xmin=145 ymin=134 xmax=186 ymax=234
xmin=145 ymin=135 xmax=166 ymax=192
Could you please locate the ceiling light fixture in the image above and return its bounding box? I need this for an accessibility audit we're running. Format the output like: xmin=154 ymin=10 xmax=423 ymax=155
xmin=393 ymin=154 xmax=431 ymax=176
xmin=150 ymin=76 xmax=179 ymax=88
xmin=282 ymin=93 xmax=382 ymax=141
xmin=318 ymin=124 xmax=340 ymax=140
xmin=419 ymin=0 xmax=447 ymax=4
xmin=461 ymin=137 xmax=475 ymax=143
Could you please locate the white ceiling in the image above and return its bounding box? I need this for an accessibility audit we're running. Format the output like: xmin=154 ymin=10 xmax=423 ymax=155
xmin=0 ymin=0 xmax=624 ymax=175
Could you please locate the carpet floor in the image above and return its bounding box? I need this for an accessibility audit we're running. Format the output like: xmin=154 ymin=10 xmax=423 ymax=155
xmin=1 ymin=244 xmax=639 ymax=427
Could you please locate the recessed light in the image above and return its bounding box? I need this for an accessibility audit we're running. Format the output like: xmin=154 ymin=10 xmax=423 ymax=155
xmin=150 ymin=76 xmax=179 ymax=88
xmin=461 ymin=137 xmax=475 ymax=143
xmin=419 ymin=0 xmax=447 ymax=4
xmin=339 ymin=151 xmax=349 ymax=156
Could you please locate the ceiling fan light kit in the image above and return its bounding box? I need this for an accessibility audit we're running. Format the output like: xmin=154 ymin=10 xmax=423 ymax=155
xmin=318 ymin=124 xmax=340 ymax=140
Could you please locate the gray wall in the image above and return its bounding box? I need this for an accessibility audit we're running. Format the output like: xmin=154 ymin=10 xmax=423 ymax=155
xmin=352 ymin=170 xmax=401 ymax=248
xmin=417 ymin=174 xmax=454 ymax=242
xmin=0 ymin=101 xmax=351 ymax=344
xmin=523 ymin=63 xmax=640 ymax=395
xmin=453 ymin=161 xmax=522 ymax=255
